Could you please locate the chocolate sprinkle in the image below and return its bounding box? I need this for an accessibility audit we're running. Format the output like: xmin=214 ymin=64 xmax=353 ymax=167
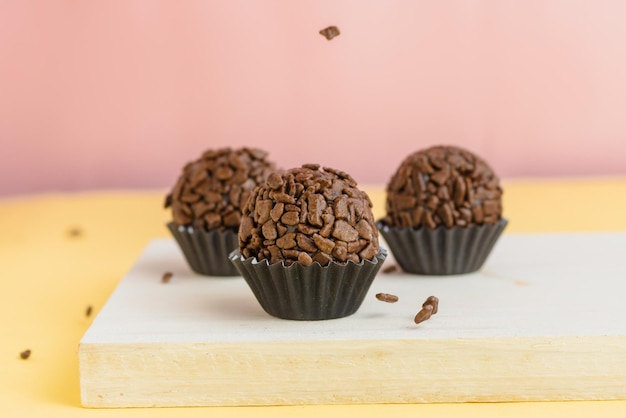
xmin=382 ymin=264 xmax=401 ymax=274
xmin=414 ymin=304 xmax=434 ymax=324
xmin=422 ymin=295 xmax=439 ymax=315
xmin=375 ymin=293 xmax=399 ymax=303
xmin=319 ymin=26 xmax=340 ymax=40
xmin=67 ymin=227 xmax=83 ymax=238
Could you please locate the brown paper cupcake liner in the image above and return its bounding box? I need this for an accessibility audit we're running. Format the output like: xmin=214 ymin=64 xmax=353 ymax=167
xmin=229 ymin=249 xmax=388 ymax=320
xmin=167 ymin=222 xmax=240 ymax=276
xmin=377 ymin=219 xmax=508 ymax=275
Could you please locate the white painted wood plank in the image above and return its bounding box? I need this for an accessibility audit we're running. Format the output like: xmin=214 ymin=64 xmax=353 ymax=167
xmin=79 ymin=233 xmax=626 ymax=407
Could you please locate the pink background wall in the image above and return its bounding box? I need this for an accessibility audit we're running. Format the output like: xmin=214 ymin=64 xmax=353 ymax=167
xmin=1 ymin=1 xmax=626 ymax=197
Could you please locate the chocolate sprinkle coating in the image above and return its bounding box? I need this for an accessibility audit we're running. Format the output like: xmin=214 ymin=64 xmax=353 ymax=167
xmin=383 ymin=146 xmax=503 ymax=229
xmin=165 ymin=147 xmax=275 ymax=231
xmin=239 ymin=165 xmax=379 ymax=266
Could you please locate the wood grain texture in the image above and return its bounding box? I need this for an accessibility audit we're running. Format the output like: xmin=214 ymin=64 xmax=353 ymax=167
xmin=79 ymin=234 xmax=626 ymax=407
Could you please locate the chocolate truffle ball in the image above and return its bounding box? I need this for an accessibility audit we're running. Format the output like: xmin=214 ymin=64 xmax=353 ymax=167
xmin=165 ymin=147 xmax=276 ymax=231
xmin=383 ymin=145 xmax=503 ymax=229
xmin=238 ymin=164 xmax=379 ymax=266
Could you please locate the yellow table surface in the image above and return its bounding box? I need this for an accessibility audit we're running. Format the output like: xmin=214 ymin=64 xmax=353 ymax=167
xmin=2 ymin=177 xmax=626 ymax=417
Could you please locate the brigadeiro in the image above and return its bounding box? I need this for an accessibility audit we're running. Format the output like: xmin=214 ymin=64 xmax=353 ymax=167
xmin=377 ymin=145 xmax=507 ymax=275
xmin=165 ymin=147 xmax=276 ymax=276
xmin=229 ymin=164 xmax=387 ymax=320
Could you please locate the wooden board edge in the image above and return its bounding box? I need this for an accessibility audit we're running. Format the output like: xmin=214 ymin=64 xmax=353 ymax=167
xmin=79 ymin=336 xmax=626 ymax=407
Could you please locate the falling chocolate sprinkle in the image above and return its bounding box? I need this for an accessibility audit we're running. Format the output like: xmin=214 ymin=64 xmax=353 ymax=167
xmin=319 ymin=26 xmax=340 ymax=40
xmin=86 ymin=305 xmax=93 ymax=317
xmin=162 ymin=272 xmax=173 ymax=283
xmin=20 ymin=349 xmax=31 ymax=360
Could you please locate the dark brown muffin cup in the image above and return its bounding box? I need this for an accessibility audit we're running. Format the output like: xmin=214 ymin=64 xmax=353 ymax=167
xmin=168 ymin=222 xmax=240 ymax=276
xmin=229 ymin=249 xmax=387 ymax=320
xmin=377 ymin=219 xmax=507 ymax=275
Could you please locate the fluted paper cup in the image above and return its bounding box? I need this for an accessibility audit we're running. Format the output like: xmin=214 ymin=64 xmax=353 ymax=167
xmin=377 ymin=219 xmax=507 ymax=275
xmin=167 ymin=222 xmax=240 ymax=276
xmin=229 ymin=249 xmax=387 ymax=320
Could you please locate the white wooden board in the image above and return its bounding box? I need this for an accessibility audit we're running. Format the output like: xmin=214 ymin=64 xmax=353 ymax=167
xmin=79 ymin=233 xmax=626 ymax=407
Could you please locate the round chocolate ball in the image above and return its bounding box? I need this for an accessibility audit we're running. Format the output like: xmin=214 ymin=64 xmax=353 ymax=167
xmin=383 ymin=145 xmax=503 ymax=229
xmin=165 ymin=147 xmax=276 ymax=231
xmin=238 ymin=164 xmax=379 ymax=266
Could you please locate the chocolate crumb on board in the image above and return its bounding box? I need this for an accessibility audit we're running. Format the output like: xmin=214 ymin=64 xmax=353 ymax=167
xmin=20 ymin=349 xmax=31 ymax=360
xmin=161 ymin=272 xmax=173 ymax=283
xmin=382 ymin=264 xmax=401 ymax=274
xmin=422 ymin=295 xmax=439 ymax=315
xmin=319 ymin=25 xmax=340 ymax=40
xmin=375 ymin=293 xmax=399 ymax=303
xmin=85 ymin=305 xmax=93 ymax=317
xmin=414 ymin=304 xmax=434 ymax=324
